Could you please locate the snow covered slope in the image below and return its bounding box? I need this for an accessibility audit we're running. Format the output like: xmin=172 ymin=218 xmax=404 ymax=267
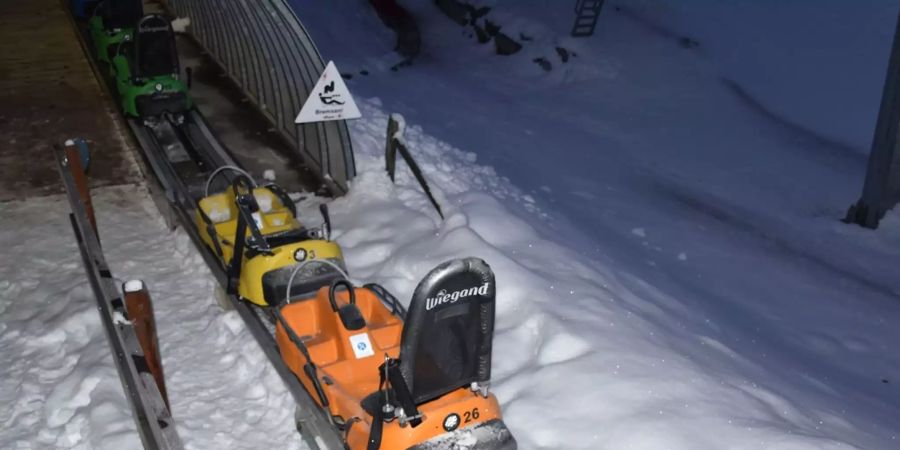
xmin=332 ymin=99 xmax=900 ymax=449
xmin=290 ymin=1 xmax=900 ymax=448
xmin=621 ymin=0 xmax=896 ymax=153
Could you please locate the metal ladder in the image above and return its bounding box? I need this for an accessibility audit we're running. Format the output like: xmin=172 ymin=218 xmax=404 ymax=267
xmin=571 ymin=0 xmax=606 ymax=37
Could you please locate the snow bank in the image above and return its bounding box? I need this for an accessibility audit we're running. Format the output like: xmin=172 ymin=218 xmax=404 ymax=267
xmin=1 ymin=185 xmax=306 ymax=449
xmin=281 ymin=1 xmax=900 ymax=447
xmin=299 ymin=100 xmax=899 ymax=449
xmin=0 ymin=192 xmax=141 ymax=449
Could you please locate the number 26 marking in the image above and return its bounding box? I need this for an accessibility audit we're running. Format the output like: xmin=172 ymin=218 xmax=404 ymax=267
xmin=462 ymin=408 xmax=480 ymax=423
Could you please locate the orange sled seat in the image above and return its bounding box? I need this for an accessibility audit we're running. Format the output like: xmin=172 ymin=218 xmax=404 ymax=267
xmin=275 ymin=258 xmax=517 ymax=449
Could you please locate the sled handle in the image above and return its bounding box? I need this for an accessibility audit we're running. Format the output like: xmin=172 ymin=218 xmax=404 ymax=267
xmin=284 ymin=259 xmax=350 ymax=305
xmin=328 ymin=279 xmax=356 ymax=311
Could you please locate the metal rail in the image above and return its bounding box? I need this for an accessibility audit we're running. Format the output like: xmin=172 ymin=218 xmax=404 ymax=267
xmin=54 ymin=146 xmax=184 ymax=450
xmin=67 ymin=4 xmax=346 ymax=445
xmin=130 ymin=116 xmax=346 ymax=450
xmin=165 ymin=0 xmax=357 ymax=194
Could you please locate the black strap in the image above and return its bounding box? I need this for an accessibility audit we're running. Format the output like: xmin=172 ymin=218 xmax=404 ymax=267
xmin=344 ymin=417 xmax=361 ymax=442
xmin=367 ymin=358 xmax=422 ymax=450
xmin=319 ymin=203 xmax=332 ymax=239
xmin=272 ymin=308 xmax=330 ymax=410
xmin=366 ymin=400 xmax=384 ymax=450
xmin=366 ymin=395 xmax=384 ymax=450
xmin=304 ymin=363 xmax=329 ymax=409
xmin=226 ymin=204 xmax=248 ymax=294
xmin=266 ymin=183 xmax=297 ymax=218
xmin=234 ymin=193 xmax=271 ymax=255
xmin=208 ymin=225 xmax=225 ymax=260
xmin=386 ymin=359 xmax=422 ymax=427
xmin=243 ymin=228 xmax=319 ymax=259
xmin=197 ymin=208 xmax=225 ymax=260
xmin=366 ymin=366 xmax=388 ymax=450
xmin=227 ymin=190 xmax=278 ymax=293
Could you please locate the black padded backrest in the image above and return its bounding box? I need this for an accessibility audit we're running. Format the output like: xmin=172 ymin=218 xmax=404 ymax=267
xmin=135 ymin=15 xmax=179 ymax=79
xmin=101 ymin=0 xmax=143 ymax=30
xmin=399 ymin=258 xmax=495 ymax=404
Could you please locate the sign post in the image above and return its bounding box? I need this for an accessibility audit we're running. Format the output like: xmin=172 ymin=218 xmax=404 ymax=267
xmin=295 ymin=61 xmax=362 ymax=124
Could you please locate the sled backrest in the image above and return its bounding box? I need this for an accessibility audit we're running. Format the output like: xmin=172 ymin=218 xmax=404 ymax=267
xmin=135 ymin=15 xmax=179 ymax=79
xmin=101 ymin=0 xmax=143 ymax=30
xmin=261 ymin=259 xmax=347 ymax=305
xmin=399 ymin=258 xmax=495 ymax=404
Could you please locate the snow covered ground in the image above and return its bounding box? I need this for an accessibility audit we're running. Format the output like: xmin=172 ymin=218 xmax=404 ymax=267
xmin=295 ymin=1 xmax=900 ymax=448
xmin=330 ymin=100 xmax=900 ymax=450
xmin=4 ymin=1 xmax=900 ymax=449
xmin=0 ymin=186 xmax=307 ymax=449
xmin=1 ymin=191 xmax=142 ymax=449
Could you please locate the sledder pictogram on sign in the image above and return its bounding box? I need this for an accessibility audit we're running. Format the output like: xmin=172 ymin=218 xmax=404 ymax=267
xmin=295 ymin=61 xmax=362 ymax=124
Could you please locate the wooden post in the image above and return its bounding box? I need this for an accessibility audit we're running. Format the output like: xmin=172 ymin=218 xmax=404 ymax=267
xmin=384 ymin=113 xmax=445 ymax=219
xmin=63 ymin=140 xmax=97 ymax=237
xmin=385 ymin=115 xmax=400 ymax=181
xmin=123 ymin=280 xmax=170 ymax=410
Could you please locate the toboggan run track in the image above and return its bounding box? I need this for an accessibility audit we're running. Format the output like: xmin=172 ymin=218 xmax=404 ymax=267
xmin=59 ymin=1 xmax=348 ymax=448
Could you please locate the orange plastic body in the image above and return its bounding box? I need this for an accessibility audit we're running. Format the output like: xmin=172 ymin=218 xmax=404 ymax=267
xmin=275 ymin=287 xmax=504 ymax=449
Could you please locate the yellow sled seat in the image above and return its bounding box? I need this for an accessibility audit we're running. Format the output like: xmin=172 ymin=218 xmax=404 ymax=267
xmin=197 ymin=187 xmax=297 ymax=262
xmin=196 ymin=186 xmax=345 ymax=306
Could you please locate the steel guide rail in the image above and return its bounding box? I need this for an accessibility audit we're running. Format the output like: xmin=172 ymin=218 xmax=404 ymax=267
xmin=66 ymin=4 xmax=345 ymax=446
xmin=131 ymin=116 xmax=345 ymax=449
xmin=54 ymin=147 xmax=184 ymax=450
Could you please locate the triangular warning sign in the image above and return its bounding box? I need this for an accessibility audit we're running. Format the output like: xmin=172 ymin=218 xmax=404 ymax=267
xmin=295 ymin=61 xmax=362 ymax=124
